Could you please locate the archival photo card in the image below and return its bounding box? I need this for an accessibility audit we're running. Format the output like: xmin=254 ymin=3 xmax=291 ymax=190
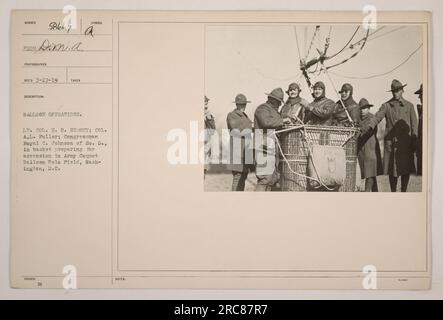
xmin=10 ymin=10 xmax=431 ymax=289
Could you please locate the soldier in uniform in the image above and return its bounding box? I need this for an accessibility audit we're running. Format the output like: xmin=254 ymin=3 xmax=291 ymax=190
xmin=204 ymin=95 xmax=216 ymax=178
xmin=305 ymin=81 xmax=337 ymax=125
xmin=254 ymin=88 xmax=291 ymax=191
xmin=226 ymin=94 xmax=254 ymax=191
xmin=332 ymin=83 xmax=361 ymax=126
xmin=357 ymin=98 xmax=383 ymax=192
xmin=414 ymin=84 xmax=423 ymax=176
xmin=363 ymin=80 xmax=418 ymax=192
xmin=280 ymin=82 xmax=309 ymax=123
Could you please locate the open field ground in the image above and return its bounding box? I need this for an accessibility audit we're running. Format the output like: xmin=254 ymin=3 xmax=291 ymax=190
xmin=204 ymin=172 xmax=422 ymax=192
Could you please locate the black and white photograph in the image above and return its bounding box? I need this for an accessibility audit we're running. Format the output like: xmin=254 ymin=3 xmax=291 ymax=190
xmin=204 ymin=24 xmax=425 ymax=192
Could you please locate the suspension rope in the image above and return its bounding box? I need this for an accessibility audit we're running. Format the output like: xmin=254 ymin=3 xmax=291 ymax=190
xmin=300 ymin=26 xmax=368 ymax=86
xmin=327 ymin=26 xmax=360 ymax=60
xmin=366 ymin=26 xmax=406 ymax=42
xmin=326 ymin=28 xmax=370 ymax=70
xmin=304 ymin=26 xmax=320 ymax=61
xmin=294 ymin=26 xmax=302 ymax=62
xmin=317 ymin=26 xmax=323 ymax=50
xmin=323 ymin=26 xmax=332 ymax=56
xmin=347 ymin=26 xmax=386 ymax=48
xmin=344 ymin=26 xmax=404 ymax=52
xmin=330 ymin=43 xmax=423 ymax=80
xmin=322 ymin=65 xmax=354 ymax=126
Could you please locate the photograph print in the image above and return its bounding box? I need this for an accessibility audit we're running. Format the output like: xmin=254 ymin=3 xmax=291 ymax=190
xmin=203 ymin=23 xmax=425 ymax=192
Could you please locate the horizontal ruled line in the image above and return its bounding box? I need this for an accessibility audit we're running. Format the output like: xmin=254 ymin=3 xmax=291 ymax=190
xmin=23 ymin=50 xmax=112 ymax=52
xmin=21 ymin=33 xmax=112 ymax=36
xmin=21 ymin=82 xmax=112 ymax=85
xmin=22 ymin=65 xmax=112 ymax=68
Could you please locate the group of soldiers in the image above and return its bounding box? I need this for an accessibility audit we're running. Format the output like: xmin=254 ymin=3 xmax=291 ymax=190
xmin=204 ymin=79 xmax=423 ymax=192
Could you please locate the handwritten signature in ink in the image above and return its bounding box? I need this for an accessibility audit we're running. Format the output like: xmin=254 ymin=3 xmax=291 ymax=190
xmin=37 ymin=39 xmax=83 ymax=52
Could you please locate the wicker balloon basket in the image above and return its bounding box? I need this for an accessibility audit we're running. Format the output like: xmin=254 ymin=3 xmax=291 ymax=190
xmin=278 ymin=125 xmax=360 ymax=192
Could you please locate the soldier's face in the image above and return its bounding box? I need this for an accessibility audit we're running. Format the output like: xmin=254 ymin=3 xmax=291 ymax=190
xmin=419 ymin=93 xmax=423 ymax=103
xmin=393 ymin=89 xmax=403 ymax=100
xmin=289 ymin=88 xmax=299 ymax=98
xmin=340 ymin=90 xmax=351 ymax=101
xmin=269 ymin=97 xmax=282 ymax=108
xmin=204 ymin=101 xmax=209 ymax=110
xmin=361 ymin=108 xmax=369 ymax=117
xmin=236 ymin=103 xmax=247 ymax=110
xmin=313 ymin=87 xmax=323 ymax=98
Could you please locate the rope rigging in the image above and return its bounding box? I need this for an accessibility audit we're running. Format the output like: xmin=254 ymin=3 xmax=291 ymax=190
xmin=346 ymin=26 xmax=386 ymax=49
xmin=293 ymin=26 xmax=374 ymax=126
xmin=292 ymin=25 xmax=421 ymax=128
xmin=304 ymin=26 xmax=320 ymax=62
xmin=325 ymin=28 xmax=370 ymax=70
xmin=298 ymin=26 xmax=370 ymax=88
xmin=327 ymin=26 xmax=360 ymax=60
xmin=294 ymin=26 xmax=302 ymax=62
xmin=329 ymin=43 xmax=423 ymax=80
xmin=233 ymin=26 xmax=418 ymax=98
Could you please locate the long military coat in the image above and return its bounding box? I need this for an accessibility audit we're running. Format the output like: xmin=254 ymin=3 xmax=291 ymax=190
xmin=366 ymin=97 xmax=418 ymax=176
xmin=226 ymin=109 xmax=254 ymax=172
xmin=253 ymin=102 xmax=284 ymax=179
xmin=357 ymin=113 xmax=383 ymax=179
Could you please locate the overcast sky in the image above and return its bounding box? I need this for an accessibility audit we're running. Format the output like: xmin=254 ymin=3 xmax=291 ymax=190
xmin=205 ymin=24 xmax=423 ymax=130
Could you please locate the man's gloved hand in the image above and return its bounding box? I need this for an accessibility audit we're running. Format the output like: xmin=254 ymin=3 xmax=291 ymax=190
xmin=283 ymin=117 xmax=292 ymax=125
